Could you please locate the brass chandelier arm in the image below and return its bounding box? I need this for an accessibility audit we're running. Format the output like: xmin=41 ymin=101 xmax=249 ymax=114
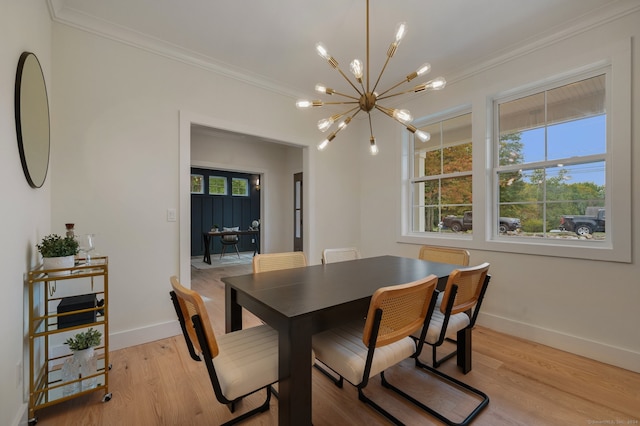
xmin=328 ymin=90 xmax=361 ymax=101
xmin=377 ymin=86 xmax=422 ymax=100
xmin=321 ymin=101 xmax=361 ymax=106
xmin=375 ymin=104 xmax=410 ymax=127
xmin=371 ymin=53 xmax=393 ymax=95
xmin=334 ymin=65 xmax=364 ymax=96
xmin=376 ymin=75 xmax=416 ymax=98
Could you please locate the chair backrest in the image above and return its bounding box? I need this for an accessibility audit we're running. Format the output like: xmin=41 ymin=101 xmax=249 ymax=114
xmin=418 ymin=245 xmax=470 ymax=266
xmin=170 ymin=276 xmax=219 ymax=358
xmin=440 ymin=262 xmax=490 ymax=315
xmin=222 ymin=234 xmax=238 ymax=242
xmin=252 ymin=251 xmax=307 ymax=273
xmin=362 ymin=274 xmax=438 ymax=348
xmin=322 ymin=247 xmax=361 ymax=264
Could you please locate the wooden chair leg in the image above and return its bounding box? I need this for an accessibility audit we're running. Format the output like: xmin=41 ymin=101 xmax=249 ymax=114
xmin=457 ymin=327 xmax=472 ymax=374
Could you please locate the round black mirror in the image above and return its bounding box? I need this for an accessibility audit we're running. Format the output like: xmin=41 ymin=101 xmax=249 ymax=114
xmin=15 ymin=52 xmax=50 ymax=188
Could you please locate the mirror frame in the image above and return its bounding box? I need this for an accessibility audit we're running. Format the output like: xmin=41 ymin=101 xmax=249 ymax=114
xmin=15 ymin=51 xmax=51 ymax=188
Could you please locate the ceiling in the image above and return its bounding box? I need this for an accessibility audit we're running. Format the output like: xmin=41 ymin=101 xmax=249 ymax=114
xmin=48 ymin=0 xmax=632 ymax=102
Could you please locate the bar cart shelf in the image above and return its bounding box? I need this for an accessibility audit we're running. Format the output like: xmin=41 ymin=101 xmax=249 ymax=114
xmin=27 ymin=256 xmax=111 ymax=425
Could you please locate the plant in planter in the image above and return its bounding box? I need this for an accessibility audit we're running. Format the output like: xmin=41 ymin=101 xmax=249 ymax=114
xmin=36 ymin=234 xmax=79 ymax=276
xmin=64 ymin=327 xmax=102 ymax=351
xmin=62 ymin=328 xmax=102 ymax=393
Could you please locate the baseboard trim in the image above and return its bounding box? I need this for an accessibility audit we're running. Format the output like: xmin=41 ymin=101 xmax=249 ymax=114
xmin=109 ymin=320 xmax=181 ymax=351
xmin=478 ymin=312 xmax=640 ymax=373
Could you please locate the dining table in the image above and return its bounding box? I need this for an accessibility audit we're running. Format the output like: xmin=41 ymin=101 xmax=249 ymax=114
xmin=222 ymin=255 xmax=461 ymax=425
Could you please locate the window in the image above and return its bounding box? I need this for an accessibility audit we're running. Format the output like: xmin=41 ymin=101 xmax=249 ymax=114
xmin=494 ymin=73 xmax=606 ymax=240
xmin=190 ymin=174 xmax=204 ymax=194
xmin=410 ymin=112 xmax=472 ymax=234
xmin=208 ymin=176 xmax=227 ymax=195
xmin=231 ymin=178 xmax=249 ymax=196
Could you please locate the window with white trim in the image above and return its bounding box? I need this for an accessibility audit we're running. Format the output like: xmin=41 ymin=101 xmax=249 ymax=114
xmin=231 ymin=177 xmax=249 ymax=197
xmin=410 ymin=111 xmax=472 ymax=234
xmin=208 ymin=176 xmax=227 ymax=195
xmin=494 ymin=72 xmax=606 ymax=241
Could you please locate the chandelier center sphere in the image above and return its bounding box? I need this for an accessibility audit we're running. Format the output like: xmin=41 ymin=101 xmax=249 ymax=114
xmin=359 ymin=92 xmax=377 ymax=112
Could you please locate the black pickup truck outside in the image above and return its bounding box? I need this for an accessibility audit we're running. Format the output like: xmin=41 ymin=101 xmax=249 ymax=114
xmin=441 ymin=211 xmax=521 ymax=233
xmin=559 ymin=208 xmax=606 ymax=236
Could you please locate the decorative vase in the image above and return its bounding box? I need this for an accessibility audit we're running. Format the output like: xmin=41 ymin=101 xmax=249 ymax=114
xmin=74 ymin=347 xmax=98 ymax=391
xmin=43 ymin=255 xmax=75 ymax=277
xmin=61 ymin=357 xmax=80 ymax=396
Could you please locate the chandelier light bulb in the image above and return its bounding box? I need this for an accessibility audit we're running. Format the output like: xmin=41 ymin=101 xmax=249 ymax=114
xmin=315 ymin=84 xmax=327 ymax=93
xmin=427 ymin=77 xmax=447 ymax=90
xmin=315 ymin=43 xmax=330 ymax=60
xmin=369 ymin=137 xmax=379 ymax=155
xmin=415 ymin=130 xmax=431 ymax=142
xmin=350 ymin=59 xmax=364 ymax=80
xmin=416 ymin=63 xmax=431 ymax=76
xmin=394 ymin=22 xmax=407 ymax=44
xmin=393 ymin=109 xmax=413 ymax=124
xmin=317 ymin=117 xmax=334 ymax=132
xmin=318 ymin=139 xmax=330 ymax=151
xmin=296 ymin=99 xmax=323 ymax=109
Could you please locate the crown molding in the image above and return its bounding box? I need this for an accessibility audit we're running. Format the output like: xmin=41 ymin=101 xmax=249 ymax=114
xmin=46 ymin=0 xmax=301 ymax=100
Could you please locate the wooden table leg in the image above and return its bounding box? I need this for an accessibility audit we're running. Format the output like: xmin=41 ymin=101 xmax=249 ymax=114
xmin=203 ymin=233 xmax=212 ymax=264
xmin=224 ymin=286 xmax=242 ymax=333
xmin=278 ymin=316 xmax=313 ymax=425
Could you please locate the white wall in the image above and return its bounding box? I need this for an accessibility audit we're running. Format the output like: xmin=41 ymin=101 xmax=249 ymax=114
xmin=0 ymin=2 xmax=52 ymax=425
xmin=359 ymin=9 xmax=640 ymax=372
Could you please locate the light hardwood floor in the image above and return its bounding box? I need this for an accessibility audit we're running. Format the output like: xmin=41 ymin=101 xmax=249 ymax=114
xmin=33 ymin=263 xmax=640 ymax=425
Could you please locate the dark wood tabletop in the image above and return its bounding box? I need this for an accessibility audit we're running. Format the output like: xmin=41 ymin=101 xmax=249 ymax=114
xmin=222 ymin=255 xmax=460 ymax=425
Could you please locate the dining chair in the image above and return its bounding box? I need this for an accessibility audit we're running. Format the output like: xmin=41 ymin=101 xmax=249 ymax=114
xmin=252 ymin=251 xmax=307 ymax=273
xmin=169 ymin=276 xmax=278 ymax=425
xmin=321 ymin=247 xmax=361 ymax=264
xmin=312 ymin=274 xmax=441 ymax=424
xmin=418 ymin=245 xmax=470 ymax=266
xmin=413 ymin=262 xmax=491 ymax=373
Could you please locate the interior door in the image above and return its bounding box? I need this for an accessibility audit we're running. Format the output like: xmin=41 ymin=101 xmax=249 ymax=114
xmin=293 ymin=172 xmax=303 ymax=251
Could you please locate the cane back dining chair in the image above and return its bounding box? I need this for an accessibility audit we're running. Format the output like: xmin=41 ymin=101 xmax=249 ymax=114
xmin=321 ymin=247 xmax=361 ymax=264
xmin=418 ymin=245 xmax=470 ymax=266
xmin=414 ymin=262 xmax=491 ymax=374
xmin=169 ymin=276 xmax=278 ymax=425
xmin=252 ymin=251 xmax=307 ymax=273
xmin=311 ymin=274 xmax=440 ymax=424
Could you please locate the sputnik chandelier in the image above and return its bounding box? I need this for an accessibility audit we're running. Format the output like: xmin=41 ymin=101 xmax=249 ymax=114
xmin=296 ymin=0 xmax=446 ymax=155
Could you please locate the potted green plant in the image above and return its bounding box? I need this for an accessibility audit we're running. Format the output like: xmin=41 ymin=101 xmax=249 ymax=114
xmin=62 ymin=328 xmax=102 ymax=392
xmin=64 ymin=327 xmax=102 ymax=351
xmin=37 ymin=234 xmax=79 ymax=276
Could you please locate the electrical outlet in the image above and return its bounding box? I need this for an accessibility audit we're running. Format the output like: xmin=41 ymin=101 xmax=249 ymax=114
xmin=251 ymin=238 xmax=255 ymax=243
xmin=16 ymin=360 xmax=22 ymax=387
xmin=167 ymin=208 xmax=177 ymax=222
